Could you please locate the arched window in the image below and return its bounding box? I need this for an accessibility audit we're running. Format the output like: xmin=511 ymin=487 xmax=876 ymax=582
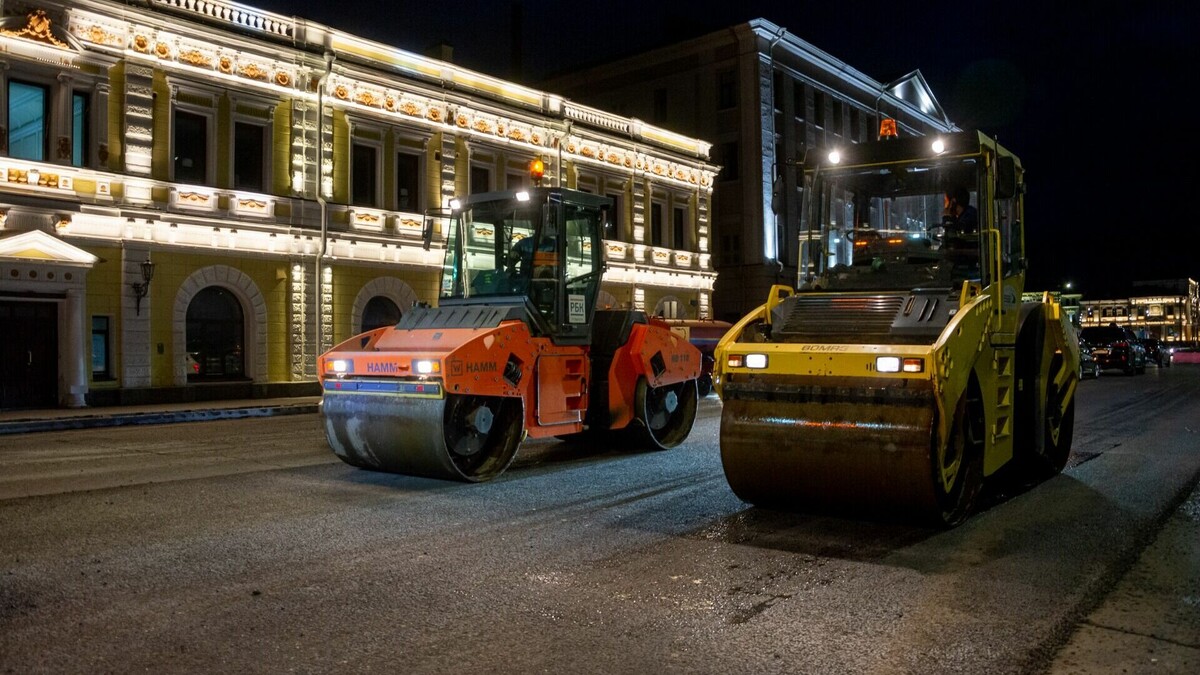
xmin=596 ymin=290 xmax=618 ymax=310
xmin=186 ymin=286 xmax=245 ymax=380
xmin=361 ymin=296 xmax=402 ymax=333
xmin=654 ymin=296 xmax=683 ymax=319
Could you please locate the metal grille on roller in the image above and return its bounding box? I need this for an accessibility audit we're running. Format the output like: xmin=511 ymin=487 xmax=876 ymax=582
xmin=773 ymin=294 xmax=904 ymax=343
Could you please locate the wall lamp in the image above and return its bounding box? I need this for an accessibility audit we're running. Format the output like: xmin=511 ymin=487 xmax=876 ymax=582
xmin=131 ymin=256 xmax=156 ymax=316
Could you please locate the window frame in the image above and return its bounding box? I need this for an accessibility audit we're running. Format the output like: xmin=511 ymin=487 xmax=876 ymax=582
xmin=469 ymin=162 xmax=492 ymax=195
xmin=90 ymin=315 xmax=113 ymax=381
xmin=350 ymin=140 xmax=381 ymax=207
xmin=6 ymin=77 xmax=51 ymax=162
xmin=395 ymin=146 xmax=424 ymax=213
xmin=71 ymin=90 xmax=91 ymax=168
xmin=171 ymin=102 xmax=216 ymax=186
xmin=672 ymin=203 xmax=689 ymax=251
xmin=650 ymin=198 xmax=666 ymax=247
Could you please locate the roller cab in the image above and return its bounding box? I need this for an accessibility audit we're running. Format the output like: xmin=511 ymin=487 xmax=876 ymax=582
xmin=319 ymin=186 xmax=701 ymax=482
xmin=715 ymin=130 xmax=1078 ymax=526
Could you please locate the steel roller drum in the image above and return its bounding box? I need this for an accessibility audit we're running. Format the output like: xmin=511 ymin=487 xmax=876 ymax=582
xmin=322 ymin=390 xmax=523 ymax=482
xmin=719 ymin=393 xmax=941 ymax=519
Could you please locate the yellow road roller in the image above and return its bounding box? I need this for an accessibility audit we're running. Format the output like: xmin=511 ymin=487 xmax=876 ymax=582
xmin=713 ymin=129 xmax=1078 ymax=526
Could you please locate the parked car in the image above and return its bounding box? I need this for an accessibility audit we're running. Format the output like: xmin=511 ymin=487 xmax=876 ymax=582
xmin=1141 ymin=337 xmax=1171 ymax=367
xmin=1078 ymin=337 xmax=1101 ymax=379
xmin=1078 ymin=325 xmax=1147 ymax=375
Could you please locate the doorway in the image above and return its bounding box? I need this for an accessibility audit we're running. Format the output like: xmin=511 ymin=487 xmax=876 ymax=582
xmin=0 ymin=300 xmax=58 ymax=409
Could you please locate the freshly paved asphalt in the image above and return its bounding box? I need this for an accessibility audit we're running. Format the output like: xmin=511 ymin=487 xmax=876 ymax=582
xmin=0 ymin=393 xmax=1195 ymax=672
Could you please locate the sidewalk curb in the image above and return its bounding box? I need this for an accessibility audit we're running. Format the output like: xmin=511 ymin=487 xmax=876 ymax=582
xmin=0 ymin=403 xmax=320 ymax=436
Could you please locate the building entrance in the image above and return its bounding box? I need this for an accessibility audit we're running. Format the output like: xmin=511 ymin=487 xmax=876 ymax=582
xmin=0 ymin=300 xmax=58 ymax=409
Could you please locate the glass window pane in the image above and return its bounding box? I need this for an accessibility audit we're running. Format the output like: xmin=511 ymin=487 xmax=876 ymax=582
xmin=73 ymin=93 xmax=89 ymax=167
xmin=396 ymin=151 xmax=419 ymax=211
xmin=352 ymin=144 xmax=377 ymax=206
xmin=233 ymin=122 xmax=265 ymax=191
xmin=8 ymin=81 xmax=48 ymax=161
xmin=90 ymin=316 xmax=109 ymax=377
xmin=470 ymin=165 xmax=490 ymax=194
xmin=186 ymin=287 xmax=245 ymax=380
xmin=174 ymin=110 xmax=208 ymax=184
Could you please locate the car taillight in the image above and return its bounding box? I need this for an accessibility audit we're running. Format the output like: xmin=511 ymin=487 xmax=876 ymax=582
xmin=1113 ymin=341 xmax=1127 ymax=348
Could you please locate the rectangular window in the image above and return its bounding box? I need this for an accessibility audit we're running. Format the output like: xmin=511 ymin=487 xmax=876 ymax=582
xmin=673 ymin=206 xmax=687 ymax=250
xmin=506 ymin=171 xmax=525 ymax=190
xmin=850 ymin=107 xmax=862 ymax=141
xmin=832 ymin=99 xmax=844 ymax=136
xmin=351 ymin=143 xmax=377 ymax=206
xmin=174 ymin=109 xmax=208 ymax=184
xmin=720 ymin=233 xmax=741 ymax=266
xmin=396 ymin=151 xmax=421 ymax=211
xmin=653 ymin=88 xmax=667 ymax=123
xmin=470 ymin=165 xmax=491 ymax=194
xmin=651 ymin=202 xmax=665 ymax=246
xmin=717 ymin=70 xmax=737 ymax=110
xmin=233 ymin=122 xmax=265 ymax=192
xmin=72 ymin=92 xmax=90 ymax=167
xmin=813 ymin=90 xmax=826 ymax=128
xmin=606 ymin=192 xmax=623 ymax=241
xmin=91 ymin=316 xmax=111 ymax=379
xmin=8 ymin=80 xmax=49 ymax=161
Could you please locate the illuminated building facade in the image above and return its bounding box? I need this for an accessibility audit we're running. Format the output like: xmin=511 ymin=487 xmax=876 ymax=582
xmin=1079 ymin=279 xmax=1199 ymax=343
xmin=541 ymin=18 xmax=957 ymax=322
xmin=0 ymin=0 xmax=717 ymax=409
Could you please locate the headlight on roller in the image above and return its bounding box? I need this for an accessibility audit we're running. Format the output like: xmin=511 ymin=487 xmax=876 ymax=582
xmin=414 ymin=359 xmax=440 ymax=375
xmin=745 ymin=353 xmax=768 ymax=369
xmin=876 ymin=356 xmax=901 ymax=373
xmin=876 ymin=356 xmax=924 ymax=373
xmin=330 ymin=359 xmax=348 ymax=373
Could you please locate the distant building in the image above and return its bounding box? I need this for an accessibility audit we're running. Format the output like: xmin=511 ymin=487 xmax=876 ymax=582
xmin=1079 ymin=279 xmax=1199 ymax=343
xmin=542 ymin=18 xmax=956 ymax=322
xmin=0 ymin=0 xmax=717 ymax=409
xmin=1022 ymin=291 xmax=1083 ymax=326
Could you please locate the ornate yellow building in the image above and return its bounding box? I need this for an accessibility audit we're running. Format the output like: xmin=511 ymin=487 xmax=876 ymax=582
xmin=0 ymin=0 xmax=717 ymax=409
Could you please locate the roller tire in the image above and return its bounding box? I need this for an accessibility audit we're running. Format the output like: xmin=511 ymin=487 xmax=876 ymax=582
xmin=633 ymin=377 xmax=698 ymax=450
xmin=933 ymin=392 xmax=985 ymax=527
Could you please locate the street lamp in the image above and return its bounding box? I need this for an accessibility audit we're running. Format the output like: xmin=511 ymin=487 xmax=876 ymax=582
xmin=131 ymin=255 xmax=155 ymax=316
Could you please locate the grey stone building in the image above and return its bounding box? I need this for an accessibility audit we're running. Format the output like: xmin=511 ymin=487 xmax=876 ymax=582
xmin=542 ymin=18 xmax=957 ymax=321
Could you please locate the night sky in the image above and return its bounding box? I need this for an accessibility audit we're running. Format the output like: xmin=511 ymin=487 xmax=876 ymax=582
xmin=251 ymin=0 xmax=1198 ymax=299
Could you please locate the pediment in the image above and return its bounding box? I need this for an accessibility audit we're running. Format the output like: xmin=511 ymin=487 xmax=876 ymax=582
xmin=0 ymin=8 xmax=81 ymax=53
xmin=884 ymin=70 xmax=949 ymax=125
xmin=0 ymin=230 xmax=98 ymax=266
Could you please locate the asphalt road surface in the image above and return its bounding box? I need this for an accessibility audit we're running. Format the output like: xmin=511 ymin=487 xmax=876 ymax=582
xmin=2 ymin=366 xmax=1198 ymax=674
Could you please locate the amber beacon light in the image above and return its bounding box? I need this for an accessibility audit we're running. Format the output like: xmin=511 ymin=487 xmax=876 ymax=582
xmin=528 ymin=158 xmax=545 ymax=184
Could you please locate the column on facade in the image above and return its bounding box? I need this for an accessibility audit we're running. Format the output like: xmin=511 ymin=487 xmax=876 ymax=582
xmin=120 ymin=245 xmax=152 ymax=387
xmin=94 ymin=83 xmax=110 ymax=168
xmin=54 ymin=73 xmax=73 ymax=163
xmin=123 ymin=64 xmax=155 ymax=176
xmin=630 ymin=176 xmax=648 ymax=312
xmin=289 ymin=259 xmax=316 ymax=381
xmin=440 ymin=131 xmax=458 ymax=208
xmin=63 ymin=287 xmax=88 ymax=407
